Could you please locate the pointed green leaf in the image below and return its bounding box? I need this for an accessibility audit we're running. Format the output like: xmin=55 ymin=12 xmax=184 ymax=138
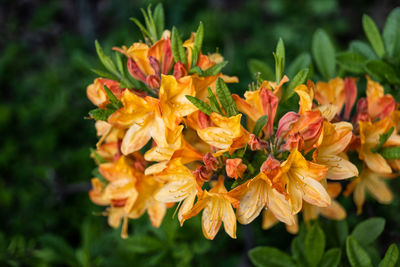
xmin=371 ymin=127 xmax=394 ymax=153
xmin=140 ymin=7 xmax=156 ymax=43
xmin=319 ymin=248 xmax=341 ymax=267
xmin=88 ymin=108 xmax=115 ymax=121
xmin=125 ymin=235 xmax=162 ymax=253
xmin=95 ymin=40 xmax=119 ymax=77
xmin=171 ymin=27 xmax=187 ymax=64
xmin=363 ymin=14 xmax=385 ymax=58
xmin=215 ymin=78 xmax=238 ymax=116
xmin=291 ymin=236 xmax=308 ymax=267
xmin=207 ymin=87 xmax=223 ymax=114
xmin=90 ymin=148 xmax=107 ymax=164
xmin=287 ymin=52 xmax=311 ymax=78
xmin=381 ymin=146 xmax=400 ymax=159
xmin=336 ymin=51 xmax=367 ymax=74
xmin=283 ymin=68 xmax=309 ymax=101
xmin=248 ymin=59 xmax=275 ymax=81
xmin=90 ymin=68 xmax=118 ymax=80
xmin=365 ymin=60 xmax=400 ymax=84
xmin=249 ymin=247 xmax=297 ymax=267
xmin=379 ymin=244 xmax=399 ymax=267
xmin=349 ymin=41 xmax=378 ymax=60
xmin=130 ymin=17 xmax=152 ymax=41
xmin=104 ymin=85 xmax=122 ymax=109
xmin=351 ymin=217 xmax=385 ymax=245
xmin=312 ymin=29 xmax=336 ymax=80
xmin=201 ymin=61 xmax=228 ymax=76
xmin=192 ymin=22 xmax=204 ymax=67
xmin=346 ymin=236 xmax=373 ymax=267
xmin=185 ymin=96 xmax=213 ymax=115
xmin=114 ymin=51 xmax=124 ymax=75
xmin=253 ymin=115 xmax=268 ymax=137
xmin=153 ymin=3 xmax=165 ymax=39
xmin=383 ymin=8 xmax=400 ymax=58
xmin=305 ymin=224 xmax=326 ymax=267
xmin=274 ymin=38 xmax=285 ymax=83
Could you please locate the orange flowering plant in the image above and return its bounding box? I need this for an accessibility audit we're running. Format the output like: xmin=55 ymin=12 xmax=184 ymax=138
xmin=86 ymin=4 xmax=400 ymax=243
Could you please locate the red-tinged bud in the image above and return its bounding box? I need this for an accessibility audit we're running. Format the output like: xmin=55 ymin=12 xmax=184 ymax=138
xmin=148 ymin=56 xmax=161 ymax=77
xmin=301 ymin=117 xmax=323 ymax=141
xmin=260 ymin=88 xmax=278 ymax=136
xmin=375 ymin=96 xmax=396 ymax=119
xmin=260 ymin=156 xmax=280 ymax=179
xmin=132 ymin=152 xmax=146 ymax=172
xmin=276 ymin=112 xmax=300 ymax=137
xmin=353 ymin=98 xmax=370 ymax=123
xmin=198 ymin=111 xmax=211 ymax=129
xmin=203 ymin=152 xmax=218 ymax=171
xmin=226 ymin=158 xmax=247 ymax=180
xmin=127 ymin=58 xmax=147 ymax=82
xmin=248 ymin=134 xmax=268 ymax=151
xmin=162 ymin=38 xmax=174 ymax=74
xmin=193 ymin=165 xmax=212 ymax=182
xmin=111 ymin=198 xmax=127 ymax=207
xmin=281 ymin=132 xmax=304 ymax=151
xmin=344 ymin=77 xmax=357 ymax=120
xmin=146 ymin=75 xmax=160 ymax=89
xmin=173 ymin=61 xmax=187 ymax=79
xmin=131 ymin=88 xmax=147 ymax=98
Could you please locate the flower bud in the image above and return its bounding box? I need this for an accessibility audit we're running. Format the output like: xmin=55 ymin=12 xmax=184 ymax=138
xmin=226 ymin=158 xmax=247 ymax=180
xmin=344 ymin=77 xmax=357 ymax=120
xmin=260 ymin=156 xmax=281 ymax=180
xmin=203 ymin=152 xmax=218 ymax=171
xmin=198 ymin=111 xmax=211 ymax=129
xmin=276 ymin=112 xmax=300 ymax=137
xmin=173 ymin=61 xmax=187 ymax=79
xmin=148 ymin=56 xmax=161 ymax=77
xmin=146 ymin=75 xmax=160 ymax=89
xmin=127 ymin=58 xmax=147 ymax=82
xmin=260 ymin=88 xmax=278 ymax=136
xmin=162 ymin=38 xmax=174 ymax=74
xmin=281 ymin=132 xmax=304 ymax=151
xmin=193 ymin=165 xmax=212 ymax=182
xmin=248 ymin=134 xmax=268 ymax=151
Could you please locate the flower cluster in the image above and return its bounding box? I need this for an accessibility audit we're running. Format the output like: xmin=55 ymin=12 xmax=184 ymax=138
xmin=86 ymin=6 xmax=400 ymax=239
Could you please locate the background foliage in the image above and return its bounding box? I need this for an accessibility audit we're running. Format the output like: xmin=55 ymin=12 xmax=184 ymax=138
xmin=1 ymin=0 xmax=400 ymax=266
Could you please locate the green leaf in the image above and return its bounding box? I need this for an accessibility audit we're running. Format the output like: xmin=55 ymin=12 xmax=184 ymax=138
xmin=383 ymin=8 xmax=400 ymax=58
xmin=283 ymin=68 xmax=309 ymax=101
xmin=201 ymin=61 xmax=228 ymax=76
xmin=365 ymin=60 xmax=400 ymax=84
xmin=291 ymin=236 xmax=308 ymax=267
xmin=305 ymin=224 xmax=326 ymax=267
xmin=346 ymin=236 xmax=373 ymax=267
xmin=95 ymin=40 xmax=119 ymax=77
xmin=215 ymin=78 xmax=238 ymax=116
xmin=90 ymin=68 xmax=118 ymax=80
xmin=350 ymin=41 xmax=379 ymax=60
xmin=130 ymin=17 xmax=153 ymax=41
xmin=319 ymin=248 xmax=341 ymax=267
xmin=104 ymin=85 xmax=122 ymax=109
xmin=336 ymin=51 xmax=367 ymax=74
xmin=185 ymin=95 xmax=213 ymax=115
xmin=171 ymin=27 xmax=187 ymax=64
xmin=114 ymin=51 xmax=124 ymax=75
xmin=274 ymin=38 xmax=285 ymax=83
xmin=191 ymin=22 xmax=204 ymax=67
xmin=153 ymin=3 xmax=165 ymax=39
xmin=248 ymin=247 xmax=296 ymax=267
xmin=351 ymin=217 xmax=385 ymax=245
xmin=140 ymin=7 xmax=157 ymax=43
xmin=379 ymin=244 xmax=399 ymax=267
xmin=381 ymin=147 xmax=400 ymax=159
xmin=335 ymin=219 xmax=349 ymax=246
xmin=371 ymin=127 xmax=394 ymax=153
xmin=253 ymin=115 xmax=269 ymax=136
xmin=248 ymin=59 xmax=275 ymax=81
xmin=89 ymin=108 xmax=115 ymax=121
xmin=125 ymin=235 xmax=162 ymax=253
xmin=312 ymin=29 xmax=336 ymax=80
xmin=207 ymin=87 xmax=223 ymax=114
xmin=363 ymin=14 xmax=385 ymax=58
xmin=287 ymin=52 xmax=312 ymax=78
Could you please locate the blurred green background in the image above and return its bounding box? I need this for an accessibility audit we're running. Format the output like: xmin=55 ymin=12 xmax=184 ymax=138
xmin=2 ymin=0 xmax=400 ymax=266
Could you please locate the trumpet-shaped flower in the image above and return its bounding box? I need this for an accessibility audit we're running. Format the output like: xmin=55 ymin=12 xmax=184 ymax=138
xmin=314 ymin=121 xmax=358 ymax=179
xmin=182 ymin=177 xmax=238 ymax=240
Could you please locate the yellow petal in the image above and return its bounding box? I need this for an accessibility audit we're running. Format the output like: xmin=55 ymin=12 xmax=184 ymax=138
xmin=301 ymin=177 xmax=331 ymax=207
xmin=144 ymin=161 xmax=168 ymax=176
xmin=362 ymin=149 xmax=392 ymax=174
xmin=364 ymin=172 xmax=393 ymax=204
xmin=202 ymin=202 xmax=222 ymax=240
xmin=262 ymin=209 xmax=278 ymax=230
xmin=178 ymin=190 xmax=197 ymax=226
xmin=121 ymin=120 xmax=152 ymax=155
xmin=267 ymin=188 xmax=296 ymax=225
xmin=319 ymin=200 xmax=346 ymax=220
xmin=221 ymin=200 xmax=237 ymax=239
xmin=148 ymin=201 xmax=166 ymax=228
xmin=354 ymin=180 xmax=365 ymax=214
xmin=318 ymin=155 xmax=358 ymax=180
xmin=288 ymin=178 xmax=303 ymax=214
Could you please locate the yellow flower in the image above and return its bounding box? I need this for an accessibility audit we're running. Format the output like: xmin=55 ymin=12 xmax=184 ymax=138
xmin=315 ymin=78 xmax=345 ymax=114
xmin=229 ymin=170 xmax=295 ymax=226
xmin=359 ymin=117 xmax=400 ymax=174
xmin=182 ymin=177 xmax=238 ymax=240
xmin=366 ymin=76 xmax=395 ymax=120
xmin=279 ymin=149 xmax=330 ymax=214
xmin=159 ymin=75 xmax=197 ymax=128
xmin=315 ymin=121 xmax=358 ymax=179
xmin=344 ymin=168 xmax=394 ymax=214
xmin=197 ymin=112 xmax=248 ymax=154
xmin=152 ymin=158 xmax=199 ymax=225
xmin=108 ymin=90 xmax=167 ymax=155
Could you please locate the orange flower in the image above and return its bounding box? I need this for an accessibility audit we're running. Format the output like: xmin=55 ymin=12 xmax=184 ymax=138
xmin=87 ymin=78 xmax=124 ymax=109
xmin=226 ymin=158 xmax=247 ymax=179
xmin=366 ymin=76 xmax=395 ymax=120
xmin=182 ymin=177 xmax=238 ymax=239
